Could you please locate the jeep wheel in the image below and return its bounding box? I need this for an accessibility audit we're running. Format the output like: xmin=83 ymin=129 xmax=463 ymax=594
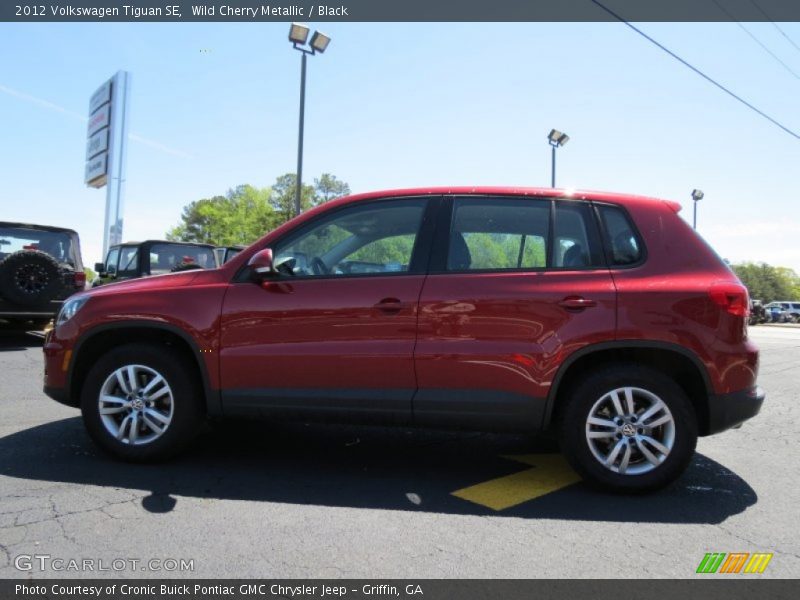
xmin=0 ymin=250 xmax=63 ymax=307
xmin=80 ymin=343 xmax=205 ymax=461
xmin=558 ymin=365 xmax=697 ymax=493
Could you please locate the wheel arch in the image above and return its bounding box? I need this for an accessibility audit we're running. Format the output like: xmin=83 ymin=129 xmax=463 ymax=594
xmin=544 ymin=341 xmax=714 ymax=435
xmin=69 ymin=321 xmax=220 ymax=416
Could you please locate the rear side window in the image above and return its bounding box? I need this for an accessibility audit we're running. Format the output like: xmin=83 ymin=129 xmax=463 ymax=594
xmin=448 ymin=198 xmax=549 ymax=271
xmin=596 ymin=204 xmax=643 ymax=266
xmin=446 ymin=197 xmax=606 ymax=272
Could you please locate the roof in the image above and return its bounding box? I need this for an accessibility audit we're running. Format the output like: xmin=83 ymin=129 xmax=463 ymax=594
xmin=0 ymin=221 xmax=79 ymax=235
xmin=342 ymin=186 xmax=669 ymax=203
xmin=309 ymin=186 xmax=681 ymax=215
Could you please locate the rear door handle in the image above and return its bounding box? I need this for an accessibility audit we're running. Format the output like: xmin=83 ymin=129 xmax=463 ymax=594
xmin=374 ymin=297 xmax=406 ymax=313
xmin=558 ymin=296 xmax=597 ymax=311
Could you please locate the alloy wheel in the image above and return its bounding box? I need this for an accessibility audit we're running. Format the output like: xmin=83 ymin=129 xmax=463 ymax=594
xmin=585 ymin=386 xmax=676 ymax=475
xmin=98 ymin=364 xmax=174 ymax=445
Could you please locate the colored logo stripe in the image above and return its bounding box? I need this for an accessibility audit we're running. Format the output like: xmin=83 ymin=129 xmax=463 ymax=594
xmin=744 ymin=553 xmax=773 ymax=574
xmin=697 ymin=553 xmax=726 ymax=573
xmin=696 ymin=552 xmax=773 ymax=574
xmin=719 ymin=553 xmax=749 ymax=574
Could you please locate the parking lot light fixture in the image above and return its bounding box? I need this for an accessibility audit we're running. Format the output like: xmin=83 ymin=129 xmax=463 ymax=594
xmin=691 ymin=189 xmax=704 ymax=229
xmin=289 ymin=24 xmax=332 ymax=217
xmin=289 ymin=23 xmax=310 ymax=45
xmin=547 ymin=129 xmax=570 ymax=188
xmin=310 ymin=31 xmax=331 ymax=54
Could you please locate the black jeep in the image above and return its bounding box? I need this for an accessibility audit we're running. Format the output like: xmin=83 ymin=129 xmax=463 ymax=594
xmin=92 ymin=240 xmax=218 ymax=287
xmin=0 ymin=222 xmax=86 ymax=325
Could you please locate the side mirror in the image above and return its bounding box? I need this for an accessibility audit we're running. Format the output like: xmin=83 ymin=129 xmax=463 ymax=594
xmin=248 ymin=248 xmax=275 ymax=278
xmin=94 ymin=262 xmax=108 ymax=277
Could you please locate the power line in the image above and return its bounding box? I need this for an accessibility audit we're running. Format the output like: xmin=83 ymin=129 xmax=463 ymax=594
xmin=589 ymin=0 xmax=800 ymax=141
xmin=746 ymin=0 xmax=800 ymax=55
xmin=710 ymin=0 xmax=800 ymax=80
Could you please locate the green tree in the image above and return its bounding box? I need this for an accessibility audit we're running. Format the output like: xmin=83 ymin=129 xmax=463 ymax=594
xmin=314 ymin=173 xmax=351 ymax=203
xmin=166 ymin=184 xmax=280 ymax=246
xmin=270 ymin=174 xmax=317 ymax=217
xmin=270 ymin=173 xmax=351 ymax=217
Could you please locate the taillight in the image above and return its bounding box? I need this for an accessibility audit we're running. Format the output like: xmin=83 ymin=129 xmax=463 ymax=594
xmin=708 ymin=282 xmax=749 ymax=317
xmin=73 ymin=271 xmax=86 ymax=288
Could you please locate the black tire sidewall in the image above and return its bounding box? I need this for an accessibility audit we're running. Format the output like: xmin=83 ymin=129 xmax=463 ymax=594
xmin=559 ymin=365 xmax=698 ymax=493
xmin=80 ymin=343 xmax=204 ymax=461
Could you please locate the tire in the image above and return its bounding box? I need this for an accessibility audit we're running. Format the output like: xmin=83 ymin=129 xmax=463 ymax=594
xmin=558 ymin=364 xmax=697 ymax=493
xmin=0 ymin=250 xmax=63 ymax=307
xmin=80 ymin=343 xmax=205 ymax=461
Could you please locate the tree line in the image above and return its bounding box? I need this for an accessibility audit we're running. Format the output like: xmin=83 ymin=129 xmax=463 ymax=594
xmin=165 ymin=173 xmax=350 ymax=246
xmin=731 ymin=262 xmax=800 ymax=303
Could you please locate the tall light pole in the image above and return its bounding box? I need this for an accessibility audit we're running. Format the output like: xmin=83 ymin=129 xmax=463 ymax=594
xmin=691 ymin=189 xmax=704 ymax=229
xmin=288 ymin=23 xmax=331 ymax=217
xmin=547 ymin=129 xmax=569 ymax=188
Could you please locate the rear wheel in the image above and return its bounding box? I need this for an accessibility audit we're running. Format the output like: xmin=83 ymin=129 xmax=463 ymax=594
xmin=80 ymin=343 xmax=205 ymax=461
xmin=558 ymin=365 xmax=697 ymax=493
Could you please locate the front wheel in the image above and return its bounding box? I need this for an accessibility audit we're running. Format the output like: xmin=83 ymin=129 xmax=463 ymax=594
xmin=558 ymin=365 xmax=697 ymax=493
xmin=80 ymin=343 xmax=205 ymax=461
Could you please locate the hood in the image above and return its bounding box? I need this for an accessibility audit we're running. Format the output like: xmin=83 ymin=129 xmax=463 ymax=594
xmin=85 ymin=271 xmax=203 ymax=297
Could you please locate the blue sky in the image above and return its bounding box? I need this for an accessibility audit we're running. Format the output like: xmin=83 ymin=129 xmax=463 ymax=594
xmin=1 ymin=22 xmax=799 ymax=270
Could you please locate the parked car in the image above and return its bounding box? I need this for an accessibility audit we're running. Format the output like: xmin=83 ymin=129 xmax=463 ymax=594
xmin=0 ymin=222 xmax=85 ymax=326
xmin=764 ymin=301 xmax=800 ymax=323
xmin=92 ymin=240 xmax=218 ymax=287
xmin=763 ymin=302 xmax=797 ymax=323
xmin=215 ymin=245 xmax=244 ymax=265
xmin=43 ymin=187 xmax=764 ymax=493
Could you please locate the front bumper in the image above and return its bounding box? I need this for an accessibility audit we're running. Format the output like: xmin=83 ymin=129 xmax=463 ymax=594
xmin=706 ymin=386 xmax=765 ymax=435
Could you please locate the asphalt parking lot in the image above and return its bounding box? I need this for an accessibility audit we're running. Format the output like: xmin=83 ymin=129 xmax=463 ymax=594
xmin=0 ymin=325 xmax=798 ymax=579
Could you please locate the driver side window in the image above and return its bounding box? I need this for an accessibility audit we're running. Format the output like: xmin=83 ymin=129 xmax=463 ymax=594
xmin=272 ymin=199 xmax=427 ymax=278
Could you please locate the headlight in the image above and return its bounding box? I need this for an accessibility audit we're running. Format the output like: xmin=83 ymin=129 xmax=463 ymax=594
xmin=56 ymin=296 xmax=89 ymax=326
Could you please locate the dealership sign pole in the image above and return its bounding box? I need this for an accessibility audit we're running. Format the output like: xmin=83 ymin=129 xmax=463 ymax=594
xmin=85 ymin=71 xmax=131 ymax=258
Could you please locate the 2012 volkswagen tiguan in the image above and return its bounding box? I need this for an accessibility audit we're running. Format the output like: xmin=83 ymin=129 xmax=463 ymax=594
xmin=43 ymin=187 xmax=764 ymax=492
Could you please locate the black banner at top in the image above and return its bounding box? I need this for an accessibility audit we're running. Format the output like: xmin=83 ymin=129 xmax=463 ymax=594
xmin=4 ymin=0 xmax=800 ymax=22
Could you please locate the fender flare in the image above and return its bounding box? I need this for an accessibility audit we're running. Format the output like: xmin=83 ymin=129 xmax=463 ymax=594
xmin=542 ymin=340 xmax=713 ymax=427
xmin=69 ymin=320 xmax=221 ymax=416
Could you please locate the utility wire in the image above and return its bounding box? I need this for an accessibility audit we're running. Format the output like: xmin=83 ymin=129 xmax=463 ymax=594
xmin=747 ymin=0 xmax=800 ymax=55
xmin=711 ymin=0 xmax=800 ymax=80
xmin=589 ymin=0 xmax=800 ymax=141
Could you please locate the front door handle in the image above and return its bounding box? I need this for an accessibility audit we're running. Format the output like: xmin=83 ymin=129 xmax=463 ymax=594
xmin=374 ymin=297 xmax=406 ymax=313
xmin=558 ymin=296 xmax=597 ymax=311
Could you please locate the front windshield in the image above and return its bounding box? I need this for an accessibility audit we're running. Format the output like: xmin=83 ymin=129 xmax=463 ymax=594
xmin=148 ymin=244 xmax=216 ymax=274
xmin=0 ymin=227 xmax=75 ymax=265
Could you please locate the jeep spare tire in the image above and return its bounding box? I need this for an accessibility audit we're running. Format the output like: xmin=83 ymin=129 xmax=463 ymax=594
xmin=0 ymin=250 xmax=63 ymax=307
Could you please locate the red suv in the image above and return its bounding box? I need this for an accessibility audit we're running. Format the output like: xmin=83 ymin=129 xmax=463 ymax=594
xmin=43 ymin=188 xmax=763 ymax=492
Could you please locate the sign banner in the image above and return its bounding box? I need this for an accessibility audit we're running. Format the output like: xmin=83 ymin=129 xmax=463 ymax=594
xmin=84 ymin=153 xmax=107 ymax=187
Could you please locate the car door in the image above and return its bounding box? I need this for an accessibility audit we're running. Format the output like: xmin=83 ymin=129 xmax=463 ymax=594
xmin=413 ymin=195 xmax=616 ymax=431
xmin=219 ymin=196 xmax=437 ymax=425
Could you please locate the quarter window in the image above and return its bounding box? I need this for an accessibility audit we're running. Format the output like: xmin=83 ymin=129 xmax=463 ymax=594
xmin=597 ymin=204 xmax=643 ymax=266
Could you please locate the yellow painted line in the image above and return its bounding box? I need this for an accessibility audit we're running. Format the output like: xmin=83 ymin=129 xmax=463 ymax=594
xmin=451 ymin=454 xmax=581 ymax=511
